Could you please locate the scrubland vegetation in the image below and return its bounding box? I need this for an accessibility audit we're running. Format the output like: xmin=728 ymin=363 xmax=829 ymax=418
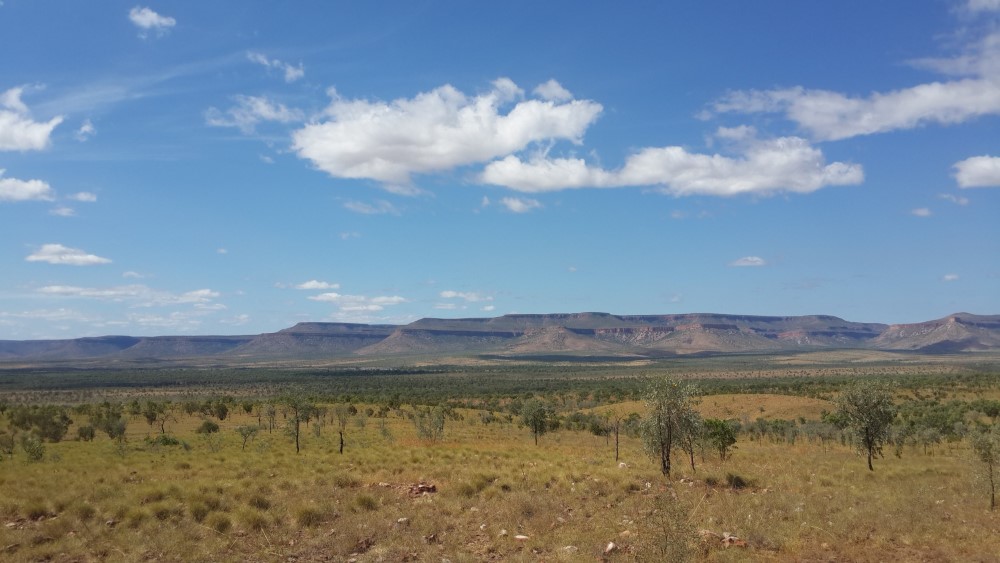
xmin=2 ymin=356 xmax=1000 ymax=561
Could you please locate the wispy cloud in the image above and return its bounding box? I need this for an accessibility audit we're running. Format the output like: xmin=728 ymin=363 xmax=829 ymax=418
xmin=939 ymin=193 xmax=970 ymax=205
xmin=295 ymin=280 xmax=339 ymax=290
xmin=440 ymin=290 xmax=493 ymax=303
xmin=68 ymin=191 xmax=97 ymax=202
xmin=706 ymin=23 xmax=1000 ymax=141
xmin=37 ymin=284 xmax=219 ymax=307
xmin=343 ymin=200 xmax=399 ymax=215
xmin=500 ymin=196 xmax=542 ymax=213
xmin=205 ymin=95 xmax=303 ymax=134
xmin=75 ymin=119 xmax=96 ymax=141
xmin=247 ymin=51 xmax=305 ymax=83
xmin=729 ymin=256 xmax=766 ymax=267
xmin=943 ymin=273 xmax=960 ymax=281
xmin=308 ymin=292 xmax=407 ymax=312
xmin=911 ymin=207 xmax=932 ymax=217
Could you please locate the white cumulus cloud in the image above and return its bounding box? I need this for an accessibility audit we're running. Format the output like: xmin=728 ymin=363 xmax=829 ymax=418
xmin=482 ymin=133 xmax=862 ymax=196
xmin=128 ymin=6 xmax=176 ymax=36
xmin=533 ymin=79 xmax=573 ymax=102
xmin=911 ymin=208 xmax=933 ymax=217
xmin=206 ymin=95 xmax=303 ymax=134
xmin=26 ymin=243 xmax=111 ymax=266
xmin=291 ymin=78 xmax=602 ymax=188
xmin=247 ymin=52 xmax=305 ymax=83
xmin=0 ymin=169 xmax=55 ymax=202
xmin=954 ymin=155 xmax=1000 ymax=187
xmin=1 ymin=87 xmax=63 ymax=151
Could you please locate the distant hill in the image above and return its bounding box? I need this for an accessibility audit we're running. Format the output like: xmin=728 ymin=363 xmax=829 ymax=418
xmin=0 ymin=312 xmax=997 ymax=364
xmin=872 ymin=313 xmax=1000 ymax=353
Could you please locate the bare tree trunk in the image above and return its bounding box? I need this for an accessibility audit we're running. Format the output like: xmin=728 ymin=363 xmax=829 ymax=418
xmin=339 ymin=430 xmax=344 ymax=454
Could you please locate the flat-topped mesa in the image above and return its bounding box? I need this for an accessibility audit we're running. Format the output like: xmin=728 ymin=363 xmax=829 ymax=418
xmin=0 ymin=312 xmax=996 ymax=363
xmin=873 ymin=313 xmax=1000 ymax=352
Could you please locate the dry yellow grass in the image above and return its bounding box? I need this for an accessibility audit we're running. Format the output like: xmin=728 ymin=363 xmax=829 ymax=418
xmin=1 ymin=397 xmax=999 ymax=561
xmin=589 ymin=393 xmax=834 ymax=422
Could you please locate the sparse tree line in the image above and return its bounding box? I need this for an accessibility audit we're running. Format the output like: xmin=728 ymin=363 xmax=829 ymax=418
xmin=3 ymin=380 xmax=1000 ymax=511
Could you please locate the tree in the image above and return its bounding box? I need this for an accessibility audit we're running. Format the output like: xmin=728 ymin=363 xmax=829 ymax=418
xmin=641 ymin=378 xmax=701 ymax=477
xmin=264 ymin=403 xmax=277 ymax=433
xmin=236 ymin=425 xmax=259 ymax=452
xmin=333 ymin=403 xmax=351 ymax=454
xmin=703 ymin=418 xmax=738 ymax=462
xmin=836 ymin=380 xmax=897 ymax=471
xmin=521 ymin=399 xmax=552 ymax=445
xmin=414 ymin=406 xmax=446 ymax=442
xmin=283 ymin=396 xmax=314 ymax=454
xmin=970 ymin=423 xmax=1000 ymax=511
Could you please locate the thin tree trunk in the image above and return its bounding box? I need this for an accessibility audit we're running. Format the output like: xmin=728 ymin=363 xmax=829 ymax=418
xmin=339 ymin=430 xmax=344 ymax=454
xmin=614 ymin=427 xmax=620 ymax=463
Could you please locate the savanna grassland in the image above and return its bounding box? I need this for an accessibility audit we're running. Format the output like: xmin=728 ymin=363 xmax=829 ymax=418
xmin=2 ymin=353 xmax=1000 ymax=562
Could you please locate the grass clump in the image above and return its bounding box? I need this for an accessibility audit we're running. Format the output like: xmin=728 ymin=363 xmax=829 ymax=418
xmin=206 ymin=512 xmax=231 ymax=533
xmin=247 ymin=494 xmax=270 ymax=510
xmin=24 ymin=501 xmax=50 ymax=521
xmin=238 ymin=508 xmax=270 ymax=531
xmin=725 ymin=472 xmax=751 ymax=489
xmin=189 ymin=502 xmax=210 ymax=523
xmin=295 ymin=505 xmax=328 ymax=527
xmin=354 ymin=493 xmax=379 ymax=511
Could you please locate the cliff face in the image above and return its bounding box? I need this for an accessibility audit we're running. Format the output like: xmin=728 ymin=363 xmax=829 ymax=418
xmin=0 ymin=312 xmax=996 ymax=363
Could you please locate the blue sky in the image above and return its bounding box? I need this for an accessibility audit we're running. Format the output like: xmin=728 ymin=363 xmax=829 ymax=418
xmin=1 ymin=1 xmax=999 ymax=339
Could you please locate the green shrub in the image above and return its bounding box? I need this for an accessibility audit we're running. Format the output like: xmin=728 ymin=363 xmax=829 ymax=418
xmin=196 ymin=420 xmax=220 ymax=434
xmin=148 ymin=434 xmax=181 ymax=446
xmin=77 ymin=425 xmax=96 ymax=442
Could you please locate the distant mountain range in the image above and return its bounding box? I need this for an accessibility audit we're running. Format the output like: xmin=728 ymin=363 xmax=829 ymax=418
xmin=1 ymin=312 xmax=998 ymax=364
